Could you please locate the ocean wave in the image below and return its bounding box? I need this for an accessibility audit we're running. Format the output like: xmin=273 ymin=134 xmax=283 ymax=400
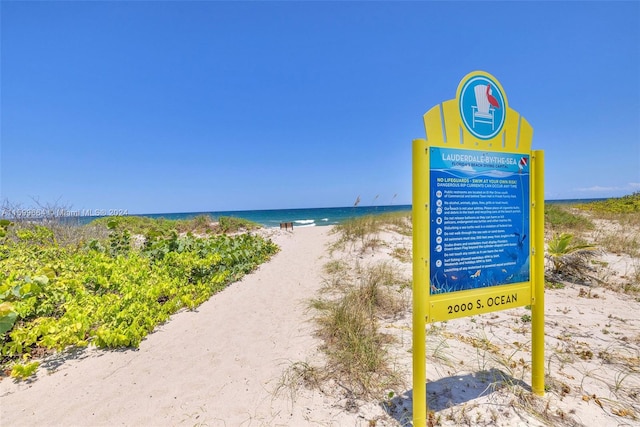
xmin=321 ymin=218 xmax=329 ymax=222
xmin=294 ymin=219 xmax=315 ymax=225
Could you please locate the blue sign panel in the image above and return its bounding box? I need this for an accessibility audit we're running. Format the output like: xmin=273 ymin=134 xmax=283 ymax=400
xmin=430 ymin=147 xmax=530 ymax=294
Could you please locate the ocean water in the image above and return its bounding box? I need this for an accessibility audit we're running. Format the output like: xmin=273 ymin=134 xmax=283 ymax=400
xmin=129 ymin=199 xmax=600 ymax=228
xmin=144 ymin=205 xmax=412 ymax=228
xmin=55 ymin=199 xmax=603 ymax=228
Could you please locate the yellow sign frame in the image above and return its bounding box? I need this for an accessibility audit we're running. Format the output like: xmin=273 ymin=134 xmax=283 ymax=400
xmin=412 ymin=71 xmax=545 ymax=427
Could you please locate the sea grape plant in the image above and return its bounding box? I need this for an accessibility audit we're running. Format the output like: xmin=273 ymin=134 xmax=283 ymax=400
xmin=0 ymin=220 xmax=278 ymax=378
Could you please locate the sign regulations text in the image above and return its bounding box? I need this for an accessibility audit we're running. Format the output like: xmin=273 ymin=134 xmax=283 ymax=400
xmin=429 ymin=147 xmax=530 ymax=294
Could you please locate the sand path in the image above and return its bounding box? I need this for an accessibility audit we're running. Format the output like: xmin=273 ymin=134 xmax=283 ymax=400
xmin=0 ymin=227 xmax=334 ymax=426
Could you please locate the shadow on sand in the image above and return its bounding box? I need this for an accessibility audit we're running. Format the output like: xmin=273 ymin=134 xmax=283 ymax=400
xmin=381 ymin=368 xmax=531 ymax=426
xmin=4 ymin=345 xmax=138 ymax=385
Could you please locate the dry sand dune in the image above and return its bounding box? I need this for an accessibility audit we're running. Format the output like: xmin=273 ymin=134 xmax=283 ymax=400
xmin=1 ymin=222 xmax=639 ymax=427
xmin=0 ymin=227 xmax=343 ymax=426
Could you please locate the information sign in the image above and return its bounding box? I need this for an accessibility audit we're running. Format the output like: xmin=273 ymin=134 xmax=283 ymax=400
xmin=411 ymin=71 xmax=546 ymax=427
xmin=430 ymin=147 xmax=530 ymax=294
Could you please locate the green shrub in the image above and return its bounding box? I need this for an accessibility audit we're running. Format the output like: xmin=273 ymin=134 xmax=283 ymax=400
xmin=545 ymin=204 xmax=593 ymax=232
xmin=217 ymin=216 xmax=259 ymax=234
xmin=0 ymin=221 xmax=278 ymax=378
xmin=576 ymin=192 xmax=640 ymax=214
xmin=546 ymin=232 xmax=597 ymax=281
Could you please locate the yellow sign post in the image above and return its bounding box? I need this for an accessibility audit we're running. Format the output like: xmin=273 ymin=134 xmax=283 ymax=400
xmin=412 ymin=71 xmax=545 ymax=427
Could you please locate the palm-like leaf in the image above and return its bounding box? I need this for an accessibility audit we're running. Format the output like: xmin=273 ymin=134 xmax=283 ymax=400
xmin=546 ymin=233 xmax=597 ymax=274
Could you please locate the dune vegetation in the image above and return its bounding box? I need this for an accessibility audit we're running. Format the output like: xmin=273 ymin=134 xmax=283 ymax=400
xmin=0 ymin=213 xmax=276 ymax=379
xmin=289 ymin=193 xmax=639 ymax=425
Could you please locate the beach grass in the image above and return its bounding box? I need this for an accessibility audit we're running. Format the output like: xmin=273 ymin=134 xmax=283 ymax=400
xmin=274 ymin=360 xmax=325 ymax=404
xmin=545 ymin=203 xmax=595 ymax=234
xmin=310 ymin=261 xmax=406 ymax=398
xmin=91 ymin=214 xmax=260 ymax=237
xmin=293 ymin=212 xmax=415 ymax=408
xmin=545 ymin=194 xmax=640 ymax=296
xmin=302 ymin=195 xmax=640 ymax=425
xmin=330 ymin=212 xmax=412 ymax=254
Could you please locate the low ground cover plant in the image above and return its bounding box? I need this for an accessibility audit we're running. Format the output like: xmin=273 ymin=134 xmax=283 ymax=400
xmin=0 ymin=216 xmax=277 ymax=379
xmin=91 ymin=214 xmax=259 ymax=237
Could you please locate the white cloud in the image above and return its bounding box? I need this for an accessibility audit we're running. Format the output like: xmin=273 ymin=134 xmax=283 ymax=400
xmin=574 ymin=183 xmax=640 ymax=195
xmin=576 ymin=186 xmax=621 ymax=192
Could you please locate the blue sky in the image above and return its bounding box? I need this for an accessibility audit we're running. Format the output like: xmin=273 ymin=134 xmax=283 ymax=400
xmin=1 ymin=1 xmax=639 ymax=215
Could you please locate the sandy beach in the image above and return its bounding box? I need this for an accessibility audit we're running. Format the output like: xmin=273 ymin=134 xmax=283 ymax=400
xmin=1 ymin=222 xmax=639 ymax=426
xmin=1 ymin=227 xmax=340 ymax=426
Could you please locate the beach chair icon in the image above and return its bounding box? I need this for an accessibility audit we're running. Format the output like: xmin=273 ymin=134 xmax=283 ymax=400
xmin=472 ymin=84 xmax=495 ymax=130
